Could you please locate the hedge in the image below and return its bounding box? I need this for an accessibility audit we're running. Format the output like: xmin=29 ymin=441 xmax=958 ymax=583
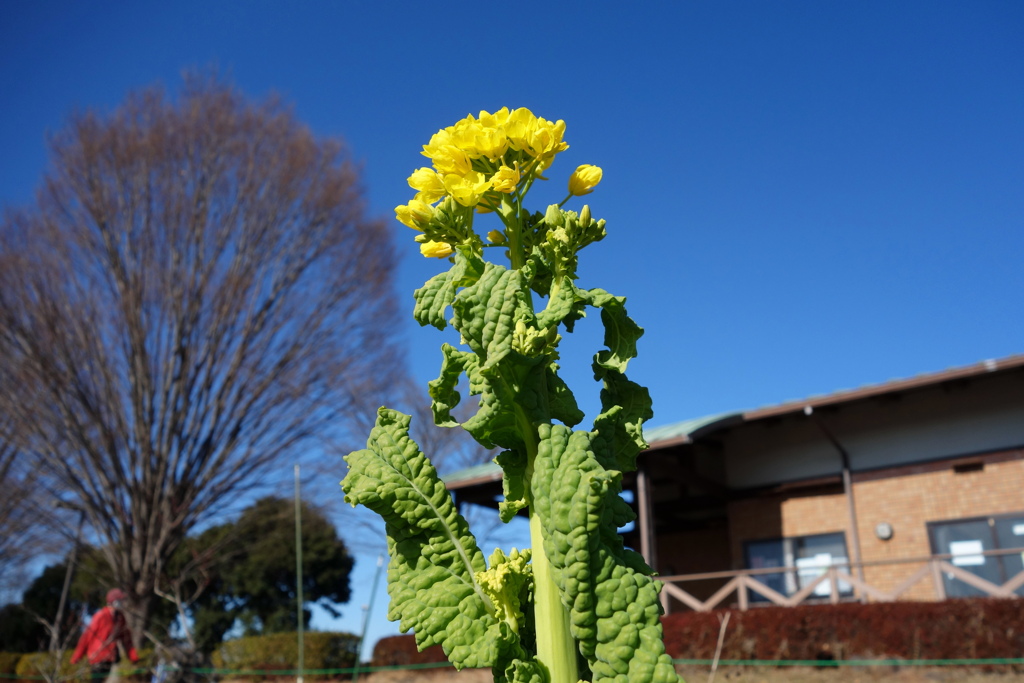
xmin=370 ymin=635 xmax=447 ymax=668
xmin=0 ymin=654 xmax=24 ymax=679
xmin=660 ymin=598 xmax=1024 ymax=662
xmin=212 ymin=631 xmax=359 ymax=676
xmin=12 ymin=652 xmax=75 ymax=682
xmin=367 ymin=598 xmax=1024 ymax=669
xmin=5 ymin=648 xmax=154 ymax=683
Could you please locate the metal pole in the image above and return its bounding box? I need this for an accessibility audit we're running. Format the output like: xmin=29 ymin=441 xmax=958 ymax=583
xmin=294 ymin=465 xmax=304 ymax=683
xmin=353 ymin=554 xmax=385 ymax=683
xmin=804 ymin=406 xmax=867 ymax=595
xmin=52 ymin=509 xmax=85 ymax=652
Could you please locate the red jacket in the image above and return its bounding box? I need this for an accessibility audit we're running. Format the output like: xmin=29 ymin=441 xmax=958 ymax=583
xmin=70 ymin=606 xmax=138 ymax=665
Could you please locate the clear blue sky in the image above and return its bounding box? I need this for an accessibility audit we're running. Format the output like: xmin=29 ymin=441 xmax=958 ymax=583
xmin=3 ymin=0 xmax=1023 ymax=660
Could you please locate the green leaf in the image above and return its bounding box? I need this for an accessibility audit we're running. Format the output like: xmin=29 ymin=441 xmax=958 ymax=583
xmin=535 ymin=276 xmax=576 ymax=331
xmin=592 ymin=374 xmax=653 ymax=472
xmin=460 ymin=360 xmax=530 ymax=451
xmin=531 ymin=423 xmax=681 ymax=683
xmin=586 ymin=288 xmax=644 ymax=376
xmin=341 ymin=409 xmax=505 ymax=669
xmin=546 ymin=363 xmax=584 ymax=428
xmin=495 ymin=449 xmax=528 ymax=523
xmin=413 ymin=271 xmax=458 ymax=331
xmin=413 ymin=249 xmax=485 ymax=330
xmin=451 ymin=261 xmax=532 ymax=369
xmin=428 ymin=344 xmax=478 ymax=427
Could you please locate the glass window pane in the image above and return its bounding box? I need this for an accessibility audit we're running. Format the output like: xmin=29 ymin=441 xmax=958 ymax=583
xmin=793 ymin=532 xmax=851 ymax=597
xmin=929 ymin=519 xmax=1000 ymax=598
xmin=745 ymin=539 xmax=789 ymax=600
xmin=993 ymin=515 xmax=1024 ymax=597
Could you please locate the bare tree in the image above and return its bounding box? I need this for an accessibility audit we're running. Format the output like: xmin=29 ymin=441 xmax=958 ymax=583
xmin=0 ymin=75 xmax=401 ymax=647
xmin=0 ymin=417 xmax=64 ymax=599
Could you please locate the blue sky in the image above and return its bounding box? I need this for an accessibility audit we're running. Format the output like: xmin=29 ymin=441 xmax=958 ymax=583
xmin=3 ymin=0 xmax=1023 ymax=660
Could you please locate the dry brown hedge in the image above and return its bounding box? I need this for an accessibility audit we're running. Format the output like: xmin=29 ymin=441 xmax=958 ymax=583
xmin=660 ymin=598 xmax=1024 ymax=662
xmin=370 ymin=598 xmax=1024 ymax=668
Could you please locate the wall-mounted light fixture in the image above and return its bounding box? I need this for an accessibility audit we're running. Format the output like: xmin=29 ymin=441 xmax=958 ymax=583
xmin=875 ymin=522 xmax=894 ymax=541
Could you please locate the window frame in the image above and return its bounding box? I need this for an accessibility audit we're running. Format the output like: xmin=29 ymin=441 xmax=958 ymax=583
xmin=743 ymin=531 xmax=853 ymax=601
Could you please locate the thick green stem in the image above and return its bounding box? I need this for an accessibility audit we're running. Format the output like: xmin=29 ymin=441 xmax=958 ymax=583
xmin=518 ymin=407 xmax=578 ymax=683
xmin=529 ymin=506 xmax=579 ymax=683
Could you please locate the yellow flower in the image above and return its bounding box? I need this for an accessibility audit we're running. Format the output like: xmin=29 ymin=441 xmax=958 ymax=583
xmin=427 ymin=144 xmax=473 ymax=176
xmin=445 ymin=115 xmax=509 ymax=162
xmin=443 ymin=170 xmax=492 ymax=207
xmin=503 ymin=107 xmax=539 ymax=153
xmin=487 ymin=230 xmax=506 ymax=244
xmin=471 ymin=125 xmax=509 ymax=161
xmin=476 ymin=107 xmax=511 ymax=129
xmin=421 ymin=128 xmax=454 ymax=158
xmin=489 ymin=165 xmax=520 ymax=194
xmin=395 ymin=197 xmax=434 ymax=230
xmin=568 ymin=164 xmax=602 ymax=196
xmin=506 ymin=108 xmax=568 ymax=166
xmin=422 ymin=128 xmax=472 ymax=175
xmin=407 ymin=167 xmax=446 ymax=203
xmin=420 ymin=240 xmax=454 ymax=258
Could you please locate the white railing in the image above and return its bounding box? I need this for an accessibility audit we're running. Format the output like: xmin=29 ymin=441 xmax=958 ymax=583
xmin=658 ymin=547 xmax=1024 ymax=614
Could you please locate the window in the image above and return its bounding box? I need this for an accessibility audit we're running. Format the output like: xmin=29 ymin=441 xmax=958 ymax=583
xmin=927 ymin=512 xmax=1024 ymax=598
xmin=744 ymin=532 xmax=852 ymax=600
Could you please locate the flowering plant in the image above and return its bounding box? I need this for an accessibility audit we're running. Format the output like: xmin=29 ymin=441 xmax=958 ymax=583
xmin=342 ymin=108 xmax=681 ymax=683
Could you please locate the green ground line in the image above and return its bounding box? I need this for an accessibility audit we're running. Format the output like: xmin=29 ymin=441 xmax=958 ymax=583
xmin=671 ymin=658 xmax=1024 ymax=667
xmin=4 ymin=658 xmax=1024 ymax=679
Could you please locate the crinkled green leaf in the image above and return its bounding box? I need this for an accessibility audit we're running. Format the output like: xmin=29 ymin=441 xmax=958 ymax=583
xmin=341 ymin=408 xmax=507 ymax=669
xmin=592 ymin=373 xmax=653 ymax=471
xmin=458 ymin=352 xmax=554 ymax=452
xmin=413 ymin=249 xmax=485 ymax=330
xmin=413 ymin=271 xmax=458 ymax=331
xmin=428 ymin=344 xmax=478 ymax=427
xmin=495 ymin=449 xmax=529 ymax=523
xmin=451 ymin=261 xmax=532 ymax=368
xmin=586 ymin=288 xmax=643 ymax=376
xmin=531 ymin=423 xmax=680 ymax=683
xmin=535 ymin=276 xmax=576 ymax=331
xmin=502 ymin=658 xmax=546 ymax=683
xmin=546 ymin=363 xmax=584 ymax=428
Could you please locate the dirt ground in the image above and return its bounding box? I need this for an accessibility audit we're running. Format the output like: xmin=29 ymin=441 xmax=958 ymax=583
xmin=356 ymin=665 xmax=1024 ymax=683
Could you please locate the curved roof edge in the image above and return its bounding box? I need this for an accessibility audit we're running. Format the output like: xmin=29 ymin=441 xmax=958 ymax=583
xmin=443 ymin=353 xmax=1024 ymax=489
xmin=444 ymin=411 xmax=743 ymax=488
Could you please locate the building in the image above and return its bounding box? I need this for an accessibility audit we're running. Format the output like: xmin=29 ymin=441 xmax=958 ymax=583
xmin=444 ymin=354 xmax=1024 ymax=612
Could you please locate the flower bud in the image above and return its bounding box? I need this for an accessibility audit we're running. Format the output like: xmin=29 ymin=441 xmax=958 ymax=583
xmin=568 ymin=164 xmax=602 ymax=196
xmin=395 ymin=198 xmax=434 ymax=231
xmin=545 ymin=204 xmax=564 ymax=227
xmin=419 ymin=240 xmax=454 ymax=258
xmin=579 ymin=204 xmax=592 ymax=227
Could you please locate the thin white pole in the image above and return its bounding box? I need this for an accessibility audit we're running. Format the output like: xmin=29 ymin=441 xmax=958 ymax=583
xmin=353 ymin=554 xmax=385 ymax=683
xmin=295 ymin=465 xmax=304 ymax=683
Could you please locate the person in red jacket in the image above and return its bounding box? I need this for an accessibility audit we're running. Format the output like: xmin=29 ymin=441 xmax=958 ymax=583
xmin=70 ymin=589 xmax=139 ymax=681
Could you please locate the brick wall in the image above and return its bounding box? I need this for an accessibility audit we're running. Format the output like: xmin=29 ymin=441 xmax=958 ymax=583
xmin=853 ymin=447 xmax=1024 ymax=599
xmin=721 ymin=447 xmax=1024 ymax=601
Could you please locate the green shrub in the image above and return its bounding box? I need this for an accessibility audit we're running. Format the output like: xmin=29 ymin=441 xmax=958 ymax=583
xmin=213 ymin=632 xmax=358 ymax=678
xmin=13 ymin=651 xmax=75 ymax=682
xmin=0 ymin=653 xmax=25 ymax=678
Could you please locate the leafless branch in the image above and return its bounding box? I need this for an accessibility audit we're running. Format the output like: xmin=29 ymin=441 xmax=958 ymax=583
xmin=0 ymin=74 xmax=402 ymax=646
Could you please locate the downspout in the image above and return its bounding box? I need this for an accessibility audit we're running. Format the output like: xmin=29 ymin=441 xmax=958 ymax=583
xmin=636 ymin=465 xmax=658 ymax=574
xmin=803 ymin=406 xmax=867 ymax=597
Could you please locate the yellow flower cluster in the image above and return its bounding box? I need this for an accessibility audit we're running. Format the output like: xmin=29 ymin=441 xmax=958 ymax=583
xmin=395 ymin=108 xmax=605 ymax=259
xmin=396 ymin=107 xmax=572 ymax=256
